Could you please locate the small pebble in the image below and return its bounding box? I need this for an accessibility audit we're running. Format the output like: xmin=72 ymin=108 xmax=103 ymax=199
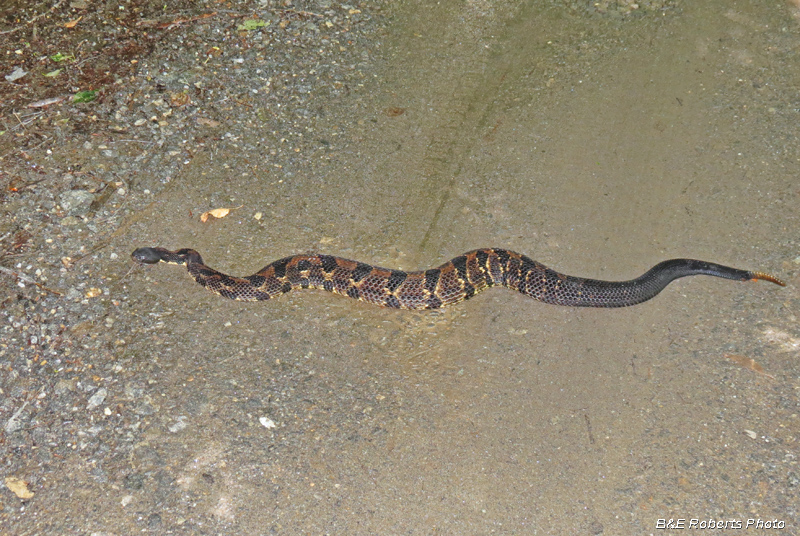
xmin=87 ymin=388 xmax=107 ymax=410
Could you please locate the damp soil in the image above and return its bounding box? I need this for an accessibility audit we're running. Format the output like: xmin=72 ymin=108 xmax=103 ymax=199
xmin=1 ymin=0 xmax=799 ymax=534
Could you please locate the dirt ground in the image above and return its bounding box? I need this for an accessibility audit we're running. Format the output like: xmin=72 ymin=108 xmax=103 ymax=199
xmin=1 ymin=0 xmax=799 ymax=534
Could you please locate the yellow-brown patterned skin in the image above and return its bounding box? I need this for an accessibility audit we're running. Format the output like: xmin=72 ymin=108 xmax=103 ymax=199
xmin=131 ymin=247 xmax=784 ymax=309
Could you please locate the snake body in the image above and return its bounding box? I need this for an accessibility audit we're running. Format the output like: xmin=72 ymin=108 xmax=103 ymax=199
xmin=131 ymin=247 xmax=783 ymax=309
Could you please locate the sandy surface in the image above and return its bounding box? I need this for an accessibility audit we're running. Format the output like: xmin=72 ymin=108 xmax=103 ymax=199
xmin=2 ymin=0 xmax=798 ymax=534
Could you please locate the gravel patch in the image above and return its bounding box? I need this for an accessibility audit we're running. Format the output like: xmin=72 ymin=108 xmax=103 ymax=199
xmin=1 ymin=0 xmax=389 ymax=531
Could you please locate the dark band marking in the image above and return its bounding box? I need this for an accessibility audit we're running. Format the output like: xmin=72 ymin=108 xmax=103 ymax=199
xmin=463 ymin=283 xmax=475 ymax=299
xmin=506 ymin=256 xmax=522 ymax=283
xmin=494 ymin=249 xmax=511 ymax=268
xmin=385 ymin=295 xmax=401 ymax=309
xmin=217 ymin=275 xmax=238 ymax=288
xmin=271 ymin=257 xmax=291 ymax=279
xmin=352 ymin=262 xmax=373 ymax=282
xmin=451 ymin=255 xmax=475 ymax=297
xmin=386 ymin=270 xmax=407 ymax=293
xmin=195 ymin=265 xmax=218 ymax=277
xmin=475 ymin=249 xmax=491 ymax=286
xmin=451 ymin=255 xmax=469 ymax=280
xmin=245 ymin=275 xmax=267 ymax=287
xmin=319 ymin=254 xmax=339 ymax=273
xmin=424 ymin=269 xmax=440 ymax=294
xmin=426 ymin=294 xmax=443 ymax=309
xmin=219 ymin=287 xmax=237 ymax=300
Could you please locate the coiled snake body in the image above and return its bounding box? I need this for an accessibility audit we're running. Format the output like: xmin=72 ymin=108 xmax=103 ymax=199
xmin=131 ymin=247 xmax=784 ymax=309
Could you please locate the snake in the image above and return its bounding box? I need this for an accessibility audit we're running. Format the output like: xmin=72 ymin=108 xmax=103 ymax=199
xmin=131 ymin=246 xmax=784 ymax=309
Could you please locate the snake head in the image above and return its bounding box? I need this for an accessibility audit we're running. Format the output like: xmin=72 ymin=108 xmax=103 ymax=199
xmin=131 ymin=247 xmax=164 ymax=264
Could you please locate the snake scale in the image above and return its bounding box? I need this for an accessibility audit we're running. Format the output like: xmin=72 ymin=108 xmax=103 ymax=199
xmin=131 ymin=247 xmax=784 ymax=309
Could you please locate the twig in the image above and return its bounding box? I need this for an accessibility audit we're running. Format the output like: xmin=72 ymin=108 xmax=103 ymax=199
xmin=12 ymin=112 xmax=27 ymax=131
xmin=136 ymin=11 xmax=217 ymax=29
xmin=0 ymin=265 xmax=63 ymax=296
xmin=583 ymin=413 xmax=595 ymax=444
xmin=114 ymin=139 xmax=154 ymax=144
xmin=5 ymin=401 xmax=29 ymax=434
xmin=407 ymin=347 xmax=432 ymax=360
xmin=68 ymin=241 xmax=110 ymax=266
xmin=27 ymin=96 xmax=68 ymax=108
xmin=10 ymin=112 xmax=44 ymax=132
xmin=0 ymin=0 xmax=67 ymax=35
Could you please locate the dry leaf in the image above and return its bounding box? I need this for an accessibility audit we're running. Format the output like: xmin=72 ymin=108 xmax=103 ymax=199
xmin=65 ymin=17 xmax=82 ymax=28
xmin=200 ymin=205 xmax=242 ymax=223
xmin=723 ymin=354 xmax=775 ymax=380
xmin=5 ymin=476 xmax=34 ymax=499
xmin=169 ymin=92 xmax=191 ymax=107
xmin=384 ymin=106 xmax=406 ymax=117
xmin=196 ymin=117 xmax=220 ymax=127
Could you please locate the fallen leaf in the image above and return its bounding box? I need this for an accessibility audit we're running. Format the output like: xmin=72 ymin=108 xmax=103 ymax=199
xmin=50 ymin=52 xmax=74 ymax=62
xmin=73 ymin=90 xmax=97 ymax=103
xmin=196 ymin=117 xmax=220 ymax=127
xmin=170 ymin=91 xmax=191 ymax=107
xmin=723 ymin=354 xmax=775 ymax=379
xmin=384 ymin=106 xmax=406 ymax=117
xmin=237 ymin=19 xmax=268 ymax=31
xmin=200 ymin=205 xmax=242 ymax=222
xmin=5 ymin=476 xmax=34 ymax=499
xmin=5 ymin=67 xmax=27 ymax=82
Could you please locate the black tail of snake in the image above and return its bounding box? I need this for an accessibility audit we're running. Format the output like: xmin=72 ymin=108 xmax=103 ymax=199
xmin=131 ymin=247 xmax=784 ymax=310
